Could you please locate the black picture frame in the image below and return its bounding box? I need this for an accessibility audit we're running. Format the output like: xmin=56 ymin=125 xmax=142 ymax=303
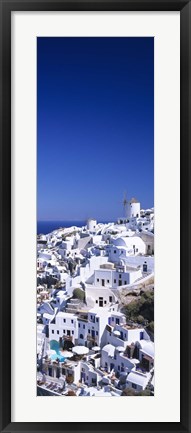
xmin=0 ymin=0 xmax=190 ymax=432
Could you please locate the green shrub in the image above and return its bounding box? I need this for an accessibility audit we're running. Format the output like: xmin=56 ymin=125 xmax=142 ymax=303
xmin=137 ymin=389 xmax=152 ymax=396
xmin=137 ymin=315 xmax=145 ymax=324
xmin=121 ymin=388 xmax=137 ymax=396
xmin=124 ymin=290 xmax=154 ymax=324
xmin=73 ymin=288 xmax=85 ymax=301
xmin=147 ymin=321 xmax=154 ymax=333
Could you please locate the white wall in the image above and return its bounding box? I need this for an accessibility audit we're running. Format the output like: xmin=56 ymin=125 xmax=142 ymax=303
xmin=49 ymin=313 xmax=78 ymax=342
xmin=101 ymin=347 xmax=135 ymax=374
xmin=87 ymin=219 xmax=97 ymax=232
xmin=38 ymin=250 xmax=54 ymax=261
xmin=109 ymin=238 xmax=146 ymax=262
xmin=107 ymin=327 xmax=150 ymax=347
xmin=93 ymin=268 xmax=142 ymax=288
xmin=78 ymin=255 xmax=108 ymax=282
xmin=85 ymin=286 xmax=117 ymax=308
xmin=124 ymin=256 xmax=154 ymax=272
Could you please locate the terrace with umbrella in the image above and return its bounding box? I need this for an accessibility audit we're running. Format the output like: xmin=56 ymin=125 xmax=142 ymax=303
xmin=72 ymin=345 xmax=89 ymax=361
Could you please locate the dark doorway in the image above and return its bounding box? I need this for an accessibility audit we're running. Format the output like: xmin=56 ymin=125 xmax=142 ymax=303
xmin=99 ymin=297 xmax=103 ymax=307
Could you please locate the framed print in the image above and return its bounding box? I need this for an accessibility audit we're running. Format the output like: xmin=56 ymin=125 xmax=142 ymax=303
xmin=0 ymin=1 xmax=190 ymax=432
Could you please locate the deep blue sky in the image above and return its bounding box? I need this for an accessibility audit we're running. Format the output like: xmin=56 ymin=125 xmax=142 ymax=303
xmin=37 ymin=37 xmax=154 ymax=221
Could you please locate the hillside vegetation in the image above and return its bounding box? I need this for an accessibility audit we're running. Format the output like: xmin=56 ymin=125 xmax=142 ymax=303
xmin=122 ymin=290 xmax=154 ymax=333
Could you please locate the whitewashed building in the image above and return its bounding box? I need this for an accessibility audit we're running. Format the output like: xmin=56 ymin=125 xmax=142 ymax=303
xmin=85 ymin=285 xmax=118 ymax=308
xmin=77 ymin=308 xmax=110 ymax=348
xmin=109 ymin=236 xmax=146 ymax=262
xmin=93 ymin=265 xmax=142 ymax=288
xmin=126 ymin=370 xmax=151 ymax=391
xmin=49 ymin=312 xmax=78 ymax=344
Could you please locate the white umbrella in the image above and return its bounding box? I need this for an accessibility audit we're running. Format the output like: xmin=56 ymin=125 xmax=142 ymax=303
xmin=113 ymin=330 xmax=120 ymax=336
xmin=72 ymin=346 xmax=89 ymax=355
xmin=61 ymin=350 xmax=73 ymax=358
xmin=116 ymin=346 xmax=125 ymax=352
xmin=92 ymin=346 xmax=100 ymax=352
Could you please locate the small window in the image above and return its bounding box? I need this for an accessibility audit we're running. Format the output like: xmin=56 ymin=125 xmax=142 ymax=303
xmin=114 ymin=279 xmax=116 ymax=284
xmin=124 ymin=281 xmax=127 ymax=285
xmin=88 ymin=329 xmax=90 ymax=333
xmin=79 ymin=323 xmax=80 ymax=328
xmin=107 ymin=279 xmax=109 ymax=283
xmin=71 ymin=320 xmax=73 ymax=324
xmin=136 ymin=248 xmax=138 ymax=252
xmin=119 ymin=274 xmax=121 ymax=278
xmin=132 ymin=383 xmax=137 ymax=389
xmin=121 ymin=250 xmax=123 ymax=254
xmin=118 ymin=366 xmax=120 ymax=371
xmin=96 ymin=331 xmax=98 ymax=335
xmin=52 ymin=330 xmax=54 ymax=334
xmin=63 ymin=319 xmax=66 ymax=323
xmin=114 ymin=250 xmax=116 ymax=254
xmin=96 ymin=300 xmax=98 ymax=303
xmin=63 ymin=330 xmax=65 ymax=334
xmin=72 ymin=330 xmax=74 ymax=335
xmin=104 ymin=300 xmax=107 ymax=304
xmin=97 ymin=278 xmax=99 ymax=282
xmin=83 ymin=324 xmax=85 ymax=329
xmin=57 ymin=330 xmax=59 ymax=335
xmin=109 ymin=296 xmax=112 ymax=303
xmin=96 ymin=318 xmax=98 ymax=322
xmin=79 ymin=334 xmax=83 ymax=339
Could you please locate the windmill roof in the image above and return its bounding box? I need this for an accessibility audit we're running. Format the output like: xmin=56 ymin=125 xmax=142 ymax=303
xmin=130 ymin=197 xmax=139 ymax=203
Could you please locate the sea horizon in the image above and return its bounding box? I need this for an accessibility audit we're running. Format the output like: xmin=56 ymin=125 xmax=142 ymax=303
xmin=37 ymin=220 xmax=110 ymax=235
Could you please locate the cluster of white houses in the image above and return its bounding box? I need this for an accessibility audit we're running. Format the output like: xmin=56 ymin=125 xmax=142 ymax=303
xmin=37 ymin=200 xmax=154 ymax=396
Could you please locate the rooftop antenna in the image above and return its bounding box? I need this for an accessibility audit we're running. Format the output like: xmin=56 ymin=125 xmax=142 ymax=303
xmin=123 ymin=191 xmax=128 ymax=218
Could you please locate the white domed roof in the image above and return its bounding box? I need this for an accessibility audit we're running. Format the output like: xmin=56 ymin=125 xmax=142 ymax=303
xmin=113 ymin=237 xmax=129 ymax=247
xmin=113 ymin=236 xmax=141 ymax=248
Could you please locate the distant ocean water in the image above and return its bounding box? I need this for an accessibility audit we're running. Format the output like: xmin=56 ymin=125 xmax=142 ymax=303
xmin=37 ymin=220 xmax=109 ymax=235
xmin=37 ymin=221 xmax=86 ymax=235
